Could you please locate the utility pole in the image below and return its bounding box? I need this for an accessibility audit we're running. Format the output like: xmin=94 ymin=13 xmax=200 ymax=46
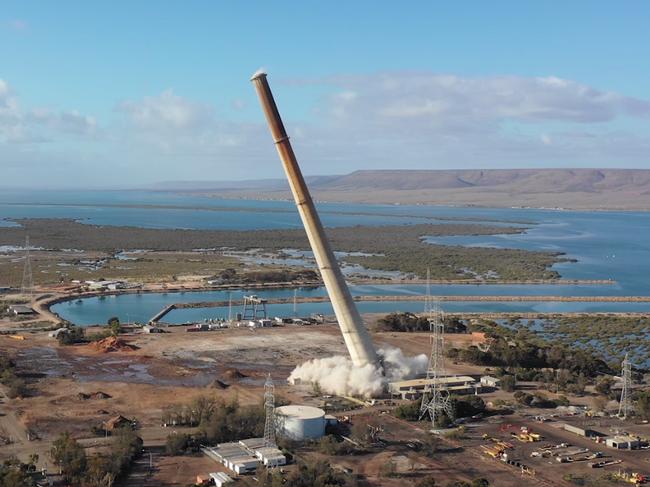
xmin=618 ymin=353 xmax=633 ymax=419
xmin=21 ymin=235 xmax=33 ymax=299
xmin=419 ymin=269 xmax=453 ymax=428
xmin=264 ymin=374 xmax=276 ymax=447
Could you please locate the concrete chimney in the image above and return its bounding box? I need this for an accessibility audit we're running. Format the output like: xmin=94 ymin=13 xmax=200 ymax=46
xmin=251 ymin=71 xmax=379 ymax=369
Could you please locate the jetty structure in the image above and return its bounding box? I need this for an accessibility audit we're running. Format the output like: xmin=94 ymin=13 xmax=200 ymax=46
xmin=145 ymin=294 xmax=650 ymax=325
xmin=251 ymin=71 xmax=379 ymax=369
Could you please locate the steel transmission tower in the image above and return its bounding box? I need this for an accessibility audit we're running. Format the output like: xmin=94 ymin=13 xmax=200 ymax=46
xmin=419 ymin=270 xmax=453 ymax=427
xmin=264 ymin=374 xmax=276 ymax=446
xmin=21 ymin=236 xmax=33 ymax=299
xmin=618 ymin=353 xmax=633 ymax=419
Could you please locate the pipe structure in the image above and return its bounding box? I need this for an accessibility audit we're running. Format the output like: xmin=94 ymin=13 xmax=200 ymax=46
xmin=251 ymin=71 xmax=379 ymax=369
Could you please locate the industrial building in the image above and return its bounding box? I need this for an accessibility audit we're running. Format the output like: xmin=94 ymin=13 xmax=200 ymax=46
xmin=562 ymin=424 xmax=603 ymax=438
xmin=275 ymin=405 xmax=328 ymax=440
xmin=202 ymin=438 xmax=286 ymax=475
xmin=561 ymin=424 xmax=644 ymax=450
xmin=480 ymin=376 xmax=501 ymax=388
xmin=84 ymin=280 xmax=127 ymax=291
xmin=238 ymin=438 xmax=266 ymax=450
xmin=142 ymin=324 xmax=163 ymax=333
xmin=606 ymin=436 xmax=642 ymax=450
xmin=209 ymin=472 xmax=233 ymax=487
xmin=203 ymin=442 xmax=257 ymax=474
xmin=255 ymin=446 xmax=288 ymax=467
xmin=8 ymin=305 xmax=35 ymax=316
xmin=248 ymin=319 xmax=273 ymax=328
xmin=389 ymin=376 xmax=481 ymax=400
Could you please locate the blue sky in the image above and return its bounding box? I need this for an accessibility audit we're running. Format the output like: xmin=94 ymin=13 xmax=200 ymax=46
xmin=1 ymin=1 xmax=649 ymax=187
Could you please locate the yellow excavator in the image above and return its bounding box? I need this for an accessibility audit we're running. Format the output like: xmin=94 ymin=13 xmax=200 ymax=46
xmin=614 ymin=471 xmax=648 ymax=485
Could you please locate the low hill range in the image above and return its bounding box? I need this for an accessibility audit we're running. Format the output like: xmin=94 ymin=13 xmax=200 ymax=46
xmin=154 ymin=168 xmax=650 ymax=210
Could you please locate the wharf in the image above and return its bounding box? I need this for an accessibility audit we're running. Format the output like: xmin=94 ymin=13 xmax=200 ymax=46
xmin=148 ymin=294 xmax=650 ymax=322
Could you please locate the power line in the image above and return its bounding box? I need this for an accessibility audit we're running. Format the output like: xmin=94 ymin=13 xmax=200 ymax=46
xmin=264 ymin=374 xmax=276 ymax=447
xmin=618 ymin=353 xmax=633 ymax=419
xmin=21 ymin=235 xmax=33 ymax=299
xmin=419 ymin=269 xmax=453 ymax=427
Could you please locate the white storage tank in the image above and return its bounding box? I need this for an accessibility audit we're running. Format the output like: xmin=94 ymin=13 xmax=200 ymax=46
xmin=275 ymin=405 xmax=326 ymax=440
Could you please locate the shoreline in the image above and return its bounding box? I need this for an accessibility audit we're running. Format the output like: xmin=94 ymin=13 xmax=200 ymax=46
xmin=166 ymin=294 xmax=650 ymax=310
xmin=185 ymin=191 xmax=650 ymax=213
xmin=4 ymin=192 xmax=650 ymax=216
xmin=38 ymin=277 xmax=617 ymax=314
xmin=148 ymin=294 xmax=650 ymax=323
xmin=33 ymin=278 xmax=638 ymax=326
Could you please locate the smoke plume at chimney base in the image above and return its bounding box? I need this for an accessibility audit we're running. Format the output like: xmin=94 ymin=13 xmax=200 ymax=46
xmin=288 ymin=347 xmax=427 ymax=398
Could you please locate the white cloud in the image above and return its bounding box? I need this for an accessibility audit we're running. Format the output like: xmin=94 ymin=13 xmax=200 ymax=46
xmin=111 ymin=89 xmax=274 ymax=180
xmin=0 ymin=79 xmax=10 ymax=98
xmin=315 ymin=73 xmax=650 ymax=126
xmin=279 ymin=72 xmax=650 ymax=172
xmin=118 ymin=90 xmax=213 ymax=132
xmin=25 ymin=108 xmax=97 ymax=135
xmin=2 ymin=72 xmax=650 ymax=187
xmin=0 ymin=79 xmax=97 ymax=143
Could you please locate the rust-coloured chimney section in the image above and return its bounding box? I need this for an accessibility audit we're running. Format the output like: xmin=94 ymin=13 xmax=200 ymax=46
xmin=251 ymin=71 xmax=379 ymax=369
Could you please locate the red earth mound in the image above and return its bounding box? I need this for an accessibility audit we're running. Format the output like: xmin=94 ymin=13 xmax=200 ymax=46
xmin=91 ymin=336 xmax=139 ymax=353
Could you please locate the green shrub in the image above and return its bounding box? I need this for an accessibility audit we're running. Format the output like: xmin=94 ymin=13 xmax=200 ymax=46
xmin=394 ymin=400 xmax=421 ymax=421
xmin=165 ymin=433 xmax=190 ymax=455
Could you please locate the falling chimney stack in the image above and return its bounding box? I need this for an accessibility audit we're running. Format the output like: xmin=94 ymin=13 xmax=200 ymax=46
xmin=251 ymin=71 xmax=379 ymax=369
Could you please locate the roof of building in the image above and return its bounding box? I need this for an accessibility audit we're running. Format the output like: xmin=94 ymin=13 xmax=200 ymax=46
xmin=228 ymin=455 xmax=259 ymax=466
xmin=9 ymin=305 xmax=34 ymax=314
xmin=207 ymin=438 xmax=286 ymax=469
xmin=217 ymin=441 xmax=243 ymax=447
xmin=607 ymin=435 xmax=640 ymax=443
xmin=255 ymin=446 xmax=284 ymax=456
xmin=215 ymin=444 xmax=246 ymax=453
xmin=210 ymin=472 xmax=232 ymax=482
xmin=275 ymin=405 xmax=325 ymax=420
xmin=209 ymin=442 xmax=256 ymax=463
xmin=390 ymin=375 xmax=477 ymax=389
xmin=239 ymin=437 xmax=265 ymax=449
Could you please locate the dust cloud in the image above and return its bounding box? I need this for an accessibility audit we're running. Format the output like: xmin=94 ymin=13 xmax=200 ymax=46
xmin=288 ymin=347 xmax=428 ymax=398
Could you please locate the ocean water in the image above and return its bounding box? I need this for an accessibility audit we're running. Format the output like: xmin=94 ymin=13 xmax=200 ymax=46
xmin=162 ymin=300 xmax=650 ymax=325
xmin=425 ymin=210 xmax=650 ymax=294
xmin=0 ymin=189 xmax=516 ymax=229
xmin=50 ymin=286 xmax=650 ymax=326
xmin=3 ymin=189 xmax=650 ymax=324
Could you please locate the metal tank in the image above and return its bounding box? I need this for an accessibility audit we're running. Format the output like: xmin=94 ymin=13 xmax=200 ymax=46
xmin=275 ymin=405 xmax=326 ymax=440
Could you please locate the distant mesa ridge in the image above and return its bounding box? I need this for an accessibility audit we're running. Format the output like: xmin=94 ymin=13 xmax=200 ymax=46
xmin=306 ymin=169 xmax=650 ymax=193
xmin=152 ymin=168 xmax=650 ymax=210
